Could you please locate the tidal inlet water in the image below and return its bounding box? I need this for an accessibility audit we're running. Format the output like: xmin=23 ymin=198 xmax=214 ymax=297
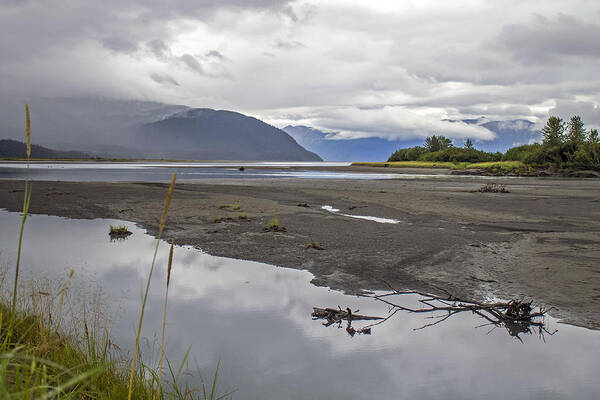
xmin=0 ymin=210 xmax=599 ymax=399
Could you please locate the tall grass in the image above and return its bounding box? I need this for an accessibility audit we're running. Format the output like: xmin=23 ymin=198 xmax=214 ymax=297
xmin=128 ymin=172 xmax=177 ymax=400
xmin=11 ymin=104 xmax=32 ymax=313
xmin=155 ymin=240 xmax=175 ymax=400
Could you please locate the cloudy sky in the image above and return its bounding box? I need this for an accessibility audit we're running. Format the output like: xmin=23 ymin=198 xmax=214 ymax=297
xmin=2 ymin=0 xmax=600 ymax=141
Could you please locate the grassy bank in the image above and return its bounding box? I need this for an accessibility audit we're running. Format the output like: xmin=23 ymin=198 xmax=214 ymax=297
xmin=352 ymin=160 xmax=525 ymax=172
xmin=0 ymin=298 xmax=141 ymax=398
xmin=352 ymin=160 xmax=600 ymax=177
xmin=352 ymin=161 xmax=466 ymax=169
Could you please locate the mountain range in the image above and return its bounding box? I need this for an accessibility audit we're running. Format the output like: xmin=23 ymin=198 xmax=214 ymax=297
xmin=137 ymin=109 xmax=321 ymax=161
xmin=0 ymin=139 xmax=89 ymax=159
xmin=0 ymin=97 xmax=541 ymax=162
xmin=282 ymin=125 xmax=422 ymax=162
xmin=0 ymin=98 xmax=320 ymax=161
xmin=284 ymin=118 xmax=541 ymax=161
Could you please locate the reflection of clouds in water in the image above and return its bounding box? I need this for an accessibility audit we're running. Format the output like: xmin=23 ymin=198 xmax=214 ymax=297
xmin=0 ymin=211 xmax=599 ymax=400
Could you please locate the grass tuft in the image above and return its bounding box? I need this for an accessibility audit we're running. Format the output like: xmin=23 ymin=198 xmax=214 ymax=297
xmin=264 ymin=217 xmax=286 ymax=232
xmin=109 ymin=225 xmax=132 ymax=238
xmin=218 ymin=203 xmax=241 ymax=211
xmin=237 ymin=213 xmax=248 ymax=220
xmin=305 ymin=241 xmax=325 ymax=250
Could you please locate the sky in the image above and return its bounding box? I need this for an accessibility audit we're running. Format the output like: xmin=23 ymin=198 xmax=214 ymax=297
xmin=1 ymin=0 xmax=600 ymax=141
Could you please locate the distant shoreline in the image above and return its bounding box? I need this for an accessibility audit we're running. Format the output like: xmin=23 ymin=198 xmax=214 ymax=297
xmin=2 ymin=158 xmax=599 ymax=177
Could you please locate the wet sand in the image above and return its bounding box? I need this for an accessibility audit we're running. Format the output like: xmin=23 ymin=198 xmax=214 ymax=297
xmin=1 ymin=174 xmax=599 ymax=329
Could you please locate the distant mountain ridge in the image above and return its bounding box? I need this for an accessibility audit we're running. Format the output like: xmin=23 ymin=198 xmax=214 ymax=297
xmin=137 ymin=109 xmax=322 ymax=161
xmin=284 ymin=119 xmax=541 ymax=161
xmin=0 ymin=139 xmax=89 ymax=159
xmin=282 ymin=125 xmax=421 ymax=162
xmin=0 ymin=98 xmax=321 ymax=161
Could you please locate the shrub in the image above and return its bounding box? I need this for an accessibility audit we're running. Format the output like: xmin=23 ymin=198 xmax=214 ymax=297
xmin=388 ymin=146 xmax=428 ymax=161
xmin=419 ymin=147 xmax=501 ymax=163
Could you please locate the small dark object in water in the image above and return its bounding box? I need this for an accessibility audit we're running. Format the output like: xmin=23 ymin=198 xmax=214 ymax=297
xmin=297 ymin=203 xmax=310 ymax=208
xmin=312 ymin=307 xmax=383 ymax=337
xmin=239 ymin=166 xmax=245 ymax=171
xmin=312 ymin=307 xmax=383 ymax=323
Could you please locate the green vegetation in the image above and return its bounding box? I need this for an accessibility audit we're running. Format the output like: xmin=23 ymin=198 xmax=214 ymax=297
xmin=305 ymin=241 xmax=325 ymax=250
xmin=213 ymin=216 xmax=233 ymax=223
xmin=267 ymin=217 xmax=279 ymax=229
xmin=353 ymin=161 xmax=462 ymax=169
xmin=237 ymin=213 xmax=248 ymax=220
xmin=387 ymin=135 xmax=501 ymax=164
xmin=109 ymin=225 xmax=132 ymax=238
xmin=358 ymin=115 xmax=600 ymax=176
xmin=498 ymin=116 xmax=600 ymax=170
xmin=1 ymin=106 xmax=232 ymax=399
xmin=218 ymin=203 xmax=241 ymax=211
xmin=264 ymin=217 xmax=286 ymax=232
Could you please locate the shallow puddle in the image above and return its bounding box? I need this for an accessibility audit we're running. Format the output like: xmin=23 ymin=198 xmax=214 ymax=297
xmin=321 ymin=205 xmax=401 ymax=224
xmin=0 ymin=210 xmax=598 ymax=399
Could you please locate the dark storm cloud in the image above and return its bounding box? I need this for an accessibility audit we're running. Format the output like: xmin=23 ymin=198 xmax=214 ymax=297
xmin=205 ymin=50 xmax=225 ymax=60
xmin=180 ymin=54 xmax=205 ymax=74
xmin=550 ymin=100 xmax=600 ymax=126
xmin=499 ymin=14 xmax=600 ymax=64
xmin=147 ymin=39 xmax=171 ymax=59
xmin=150 ymin=73 xmax=180 ymax=86
xmin=102 ymin=36 xmax=139 ymax=54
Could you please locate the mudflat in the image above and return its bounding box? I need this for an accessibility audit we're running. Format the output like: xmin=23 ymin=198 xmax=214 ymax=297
xmin=1 ymin=174 xmax=599 ymax=329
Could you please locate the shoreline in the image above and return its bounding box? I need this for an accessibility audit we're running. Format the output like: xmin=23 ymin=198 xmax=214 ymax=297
xmin=1 ymin=177 xmax=599 ymax=330
xmin=2 ymin=158 xmax=599 ymax=178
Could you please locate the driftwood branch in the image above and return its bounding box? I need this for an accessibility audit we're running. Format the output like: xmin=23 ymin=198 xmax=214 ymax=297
xmin=313 ymin=286 xmax=557 ymax=340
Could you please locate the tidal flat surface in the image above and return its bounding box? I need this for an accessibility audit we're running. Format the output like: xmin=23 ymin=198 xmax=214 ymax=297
xmin=1 ymin=210 xmax=599 ymax=399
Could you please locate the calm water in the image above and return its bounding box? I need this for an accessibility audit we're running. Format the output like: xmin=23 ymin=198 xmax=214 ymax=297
xmin=0 ymin=161 xmax=503 ymax=181
xmin=0 ymin=210 xmax=598 ymax=399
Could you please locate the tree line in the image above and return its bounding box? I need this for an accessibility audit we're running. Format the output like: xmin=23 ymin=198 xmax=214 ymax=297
xmin=388 ymin=115 xmax=600 ymax=169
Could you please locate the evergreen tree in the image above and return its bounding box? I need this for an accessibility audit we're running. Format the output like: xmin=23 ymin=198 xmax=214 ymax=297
xmin=424 ymin=135 xmax=453 ymax=152
xmin=589 ymin=128 xmax=599 ymax=144
xmin=464 ymin=138 xmax=474 ymax=149
xmin=541 ymin=116 xmax=565 ymax=146
xmin=566 ymin=115 xmax=586 ymax=147
xmin=588 ymin=128 xmax=599 ymax=163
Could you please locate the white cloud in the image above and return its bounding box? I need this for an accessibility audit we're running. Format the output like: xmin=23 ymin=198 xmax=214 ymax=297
xmin=306 ymin=106 xmax=496 ymax=140
xmin=2 ymin=0 xmax=600 ymax=141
